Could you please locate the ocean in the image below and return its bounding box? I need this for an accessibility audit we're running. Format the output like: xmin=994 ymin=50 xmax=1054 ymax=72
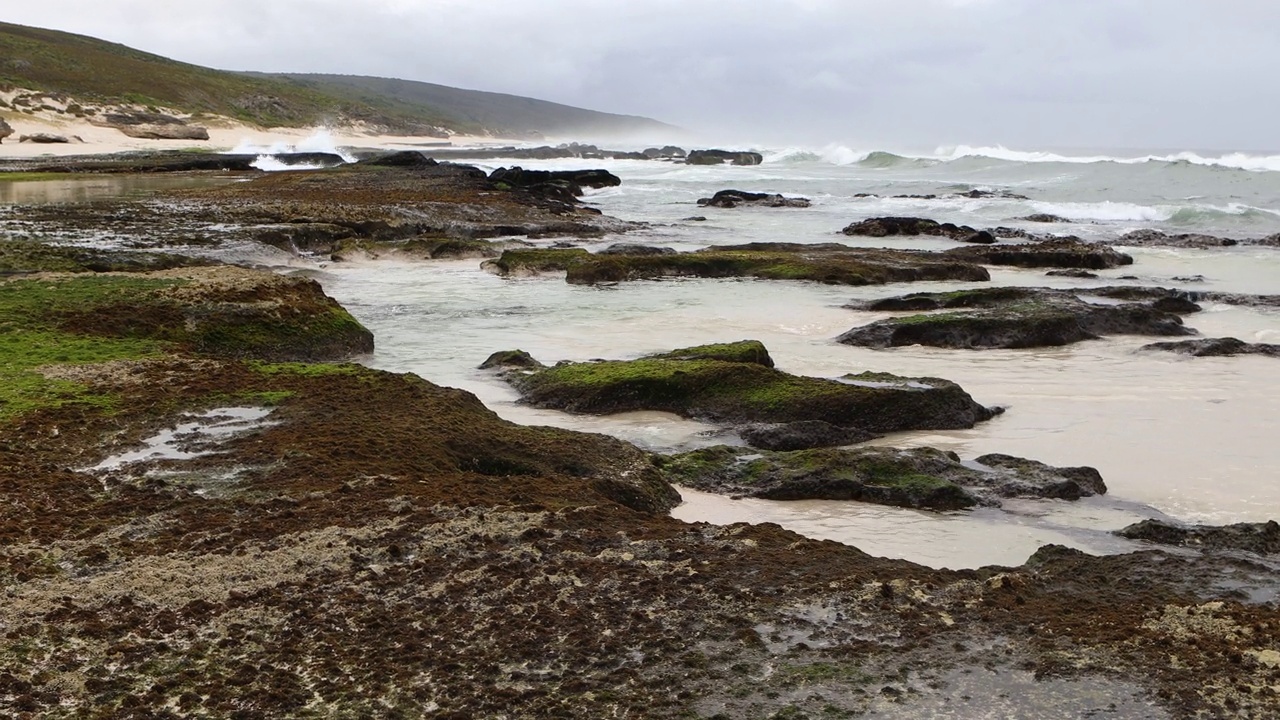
xmin=311 ymin=144 xmax=1280 ymax=569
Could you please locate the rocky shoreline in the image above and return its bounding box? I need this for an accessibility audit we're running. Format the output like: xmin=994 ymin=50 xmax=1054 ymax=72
xmin=2 ymin=152 xmax=1279 ymax=718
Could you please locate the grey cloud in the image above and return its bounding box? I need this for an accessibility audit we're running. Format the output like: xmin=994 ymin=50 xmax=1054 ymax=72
xmin=5 ymin=0 xmax=1279 ymax=150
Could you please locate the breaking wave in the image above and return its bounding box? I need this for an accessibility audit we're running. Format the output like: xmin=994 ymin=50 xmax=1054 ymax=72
xmin=230 ymin=129 xmax=357 ymax=163
xmin=761 ymin=142 xmax=1280 ymax=173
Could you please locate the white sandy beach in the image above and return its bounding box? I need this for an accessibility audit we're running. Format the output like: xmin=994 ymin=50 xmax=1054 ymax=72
xmin=0 ymin=104 xmax=520 ymax=159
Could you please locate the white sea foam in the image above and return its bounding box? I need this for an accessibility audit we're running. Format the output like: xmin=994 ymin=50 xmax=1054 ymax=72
xmin=230 ymin=129 xmax=357 ymax=163
xmin=934 ymin=145 xmax=1280 ymax=172
xmin=1027 ymin=201 xmax=1173 ymax=222
xmin=250 ymin=155 xmax=329 ymax=172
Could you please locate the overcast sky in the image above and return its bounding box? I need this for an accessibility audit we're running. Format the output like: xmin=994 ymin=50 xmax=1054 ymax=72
xmin=7 ymin=0 xmax=1279 ymax=151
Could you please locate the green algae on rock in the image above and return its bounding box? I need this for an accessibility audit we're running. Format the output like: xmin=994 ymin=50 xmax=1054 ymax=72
xmin=481 ymin=244 xmax=992 ymax=286
xmin=840 ymin=286 xmax=1197 ymax=349
xmin=0 ymin=266 xmax=373 ymax=421
xmin=658 ymin=445 xmax=1107 ymax=509
xmin=482 ymin=340 xmax=999 ymax=447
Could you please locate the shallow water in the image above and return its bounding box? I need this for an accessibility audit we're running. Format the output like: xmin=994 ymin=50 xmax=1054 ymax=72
xmin=48 ymin=147 xmax=1276 ymax=570
xmin=0 ymin=174 xmax=239 ymax=205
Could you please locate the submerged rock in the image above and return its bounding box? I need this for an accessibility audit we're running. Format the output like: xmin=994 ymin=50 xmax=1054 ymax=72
xmin=1118 ymin=519 xmax=1280 ymax=555
xmin=1141 ymin=337 xmax=1280 ymax=358
xmin=697 ymin=190 xmax=811 ymax=208
xmin=483 ymin=244 xmax=992 ymax=287
xmin=597 ymin=243 xmax=676 ymax=256
xmin=839 ymin=286 xmax=1196 ymax=349
xmin=945 ymin=237 xmax=1133 ymax=270
xmin=686 ymin=149 xmax=764 ymax=166
xmin=658 ymin=445 xmax=1106 ymax=510
xmin=482 ymin=340 xmax=999 ymax=446
xmin=1019 ymin=213 xmax=1071 ymax=223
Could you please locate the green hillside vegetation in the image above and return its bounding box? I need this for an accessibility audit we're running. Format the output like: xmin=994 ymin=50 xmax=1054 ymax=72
xmin=257 ymin=73 xmax=677 ymax=138
xmin=0 ymin=22 xmax=669 ymax=136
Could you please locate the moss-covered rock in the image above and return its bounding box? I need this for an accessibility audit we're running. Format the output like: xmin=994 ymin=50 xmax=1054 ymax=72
xmin=657 ymin=445 xmax=1107 ymax=509
xmin=483 ymin=341 xmax=998 ymax=446
xmin=840 ymin=287 xmax=1196 ymax=349
xmin=0 ymin=266 xmax=372 ymax=420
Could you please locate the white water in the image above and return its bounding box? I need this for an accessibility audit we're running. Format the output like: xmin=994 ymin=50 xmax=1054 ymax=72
xmin=306 ymin=150 xmax=1280 ymax=569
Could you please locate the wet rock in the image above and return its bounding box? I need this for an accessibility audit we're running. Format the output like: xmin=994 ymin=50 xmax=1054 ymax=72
xmin=736 ymin=420 xmax=878 ymax=451
xmin=1046 ymin=269 xmax=1098 ymax=279
xmin=1084 ymin=285 xmax=1280 ymax=310
xmin=683 ymin=215 xmax=707 ymax=222
xmin=841 ymin=216 xmax=984 ymax=241
xmin=479 ymin=349 xmax=545 ymax=370
xmin=945 ymin=237 xmax=1134 ymax=270
xmin=1141 ymin=337 xmax=1280 ymax=358
xmin=658 ymin=445 xmax=1105 ymax=509
xmin=489 ymin=166 xmax=621 ymax=197
xmin=1117 ymin=229 xmax=1238 ymax=248
xmin=485 ymin=341 xmax=999 ymax=441
xmin=1118 ymin=519 xmax=1280 ymax=555
xmin=597 ymin=243 xmax=677 ymax=256
xmin=971 ymin=453 xmax=1107 ymax=499
xmin=696 ymin=190 xmax=811 ymax=208
xmin=993 ymin=226 xmax=1034 ymax=239
xmin=642 ymin=145 xmax=686 ymax=159
xmin=959 ymin=189 xmax=1030 ymax=200
xmin=484 ymin=244 xmax=991 ymax=287
xmin=362 ymin=150 xmax=437 ymax=167
xmin=0 ymin=117 xmax=12 ymax=143
xmin=1019 ymin=213 xmax=1071 ymax=223
xmin=481 ymin=248 xmax=590 ymax=276
xmin=839 ymin=286 xmax=1195 ymax=349
xmin=686 ymin=149 xmax=764 ymax=166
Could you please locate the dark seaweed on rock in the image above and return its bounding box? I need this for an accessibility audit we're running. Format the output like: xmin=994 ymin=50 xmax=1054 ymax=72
xmin=1118 ymin=519 xmax=1280 ymax=555
xmin=842 ymin=216 xmax=996 ymax=244
xmin=840 ymin=286 xmax=1196 ymax=350
xmin=482 ymin=341 xmax=998 ymax=447
xmin=483 ymin=244 xmax=992 ymax=287
xmin=697 ymin=190 xmax=811 ymax=208
xmin=944 ymin=237 xmax=1133 ymax=270
xmin=658 ymin=445 xmax=1107 ymax=510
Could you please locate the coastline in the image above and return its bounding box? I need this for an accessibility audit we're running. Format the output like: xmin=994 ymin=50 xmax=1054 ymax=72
xmin=0 ymin=107 xmax=524 ymax=159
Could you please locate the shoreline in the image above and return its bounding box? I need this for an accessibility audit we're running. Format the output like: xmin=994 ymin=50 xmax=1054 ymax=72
xmin=0 ymin=106 xmax=527 ymax=159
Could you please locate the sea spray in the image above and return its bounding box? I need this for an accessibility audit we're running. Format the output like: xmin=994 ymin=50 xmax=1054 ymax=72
xmin=230 ymin=128 xmax=358 ymax=164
